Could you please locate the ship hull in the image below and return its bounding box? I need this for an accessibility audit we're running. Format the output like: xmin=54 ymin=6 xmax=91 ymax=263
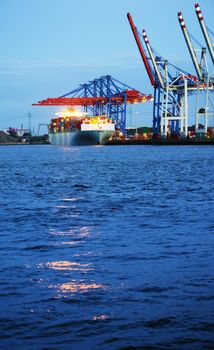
xmin=49 ymin=130 xmax=113 ymax=146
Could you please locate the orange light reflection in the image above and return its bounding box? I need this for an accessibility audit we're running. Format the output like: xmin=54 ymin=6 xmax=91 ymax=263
xmin=45 ymin=261 xmax=93 ymax=272
xmin=50 ymin=281 xmax=104 ymax=294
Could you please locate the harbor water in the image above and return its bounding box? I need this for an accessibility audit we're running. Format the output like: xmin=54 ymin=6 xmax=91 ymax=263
xmin=0 ymin=145 xmax=213 ymax=349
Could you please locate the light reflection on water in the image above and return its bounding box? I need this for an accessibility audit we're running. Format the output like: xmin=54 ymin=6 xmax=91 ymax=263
xmin=62 ymin=147 xmax=80 ymax=152
xmin=92 ymin=315 xmax=110 ymax=321
xmin=61 ymin=241 xmax=83 ymax=245
xmin=45 ymin=261 xmax=92 ymax=272
xmin=49 ymin=226 xmax=92 ymax=246
xmin=61 ymin=197 xmax=83 ymax=202
xmin=49 ymin=226 xmax=91 ymax=238
xmin=50 ymin=281 xmax=105 ymax=294
xmin=38 ymin=221 xmax=99 ymax=295
xmin=39 ymin=260 xmax=102 ymax=296
xmin=55 ymin=205 xmax=69 ymax=209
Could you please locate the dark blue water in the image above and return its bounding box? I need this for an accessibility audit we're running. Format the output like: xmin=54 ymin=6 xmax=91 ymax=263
xmin=0 ymin=145 xmax=213 ymax=350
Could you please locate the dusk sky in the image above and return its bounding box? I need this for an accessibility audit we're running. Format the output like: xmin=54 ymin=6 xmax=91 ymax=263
xmin=0 ymin=0 xmax=213 ymax=132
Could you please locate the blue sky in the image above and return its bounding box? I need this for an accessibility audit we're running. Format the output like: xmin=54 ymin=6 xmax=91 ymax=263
xmin=0 ymin=0 xmax=213 ymax=131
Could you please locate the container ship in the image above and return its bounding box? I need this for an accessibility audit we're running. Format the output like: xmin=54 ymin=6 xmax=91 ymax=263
xmin=48 ymin=110 xmax=115 ymax=146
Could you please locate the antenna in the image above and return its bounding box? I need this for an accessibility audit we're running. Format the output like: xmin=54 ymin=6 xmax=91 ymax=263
xmin=28 ymin=112 xmax=32 ymax=135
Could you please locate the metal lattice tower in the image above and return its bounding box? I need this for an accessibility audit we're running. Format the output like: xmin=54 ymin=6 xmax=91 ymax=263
xmin=33 ymin=75 xmax=153 ymax=134
xmin=178 ymin=5 xmax=214 ymax=134
xmin=128 ymin=13 xmax=196 ymax=137
xmin=127 ymin=4 xmax=214 ymax=137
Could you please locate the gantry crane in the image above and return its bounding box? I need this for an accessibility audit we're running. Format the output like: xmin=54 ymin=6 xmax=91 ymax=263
xmin=194 ymin=3 xmax=214 ymax=133
xmin=178 ymin=4 xmax=214 ymax=134
xmin=128 ymin=3 xmax=214 ymax=138
xmin=128 ymin=13 xmax=197 ymax=138
xmin=33 ymin=75 xmax=153 ymax=134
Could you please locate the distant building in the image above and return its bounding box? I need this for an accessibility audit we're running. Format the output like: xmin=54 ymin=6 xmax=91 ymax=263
xmin=16 ymin=128 xmax=31 ymax=137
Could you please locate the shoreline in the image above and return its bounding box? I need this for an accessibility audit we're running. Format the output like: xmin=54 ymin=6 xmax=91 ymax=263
xmin=106 ymin=139 xmax=214 ymax=146
xmin=0 ymin=140 xmax=214 ymax=146
xmin=0 ymin=143 xmax=50 ymax=146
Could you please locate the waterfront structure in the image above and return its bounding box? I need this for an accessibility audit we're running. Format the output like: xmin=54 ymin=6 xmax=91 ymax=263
xmin=178 ymin=4 xmax=214 ymax=135
xmin=127 ymin=3 xmax=214 ymax=138
xmin=33 ymin=75 xmax=153 ymax=135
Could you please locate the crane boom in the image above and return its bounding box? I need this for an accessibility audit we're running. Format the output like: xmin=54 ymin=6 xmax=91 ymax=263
xmin=178 ymin=12 xmax=203 ymax=81
xmin=127 ymin=13 xmax=155 ymax=87
xmin=142 ymin=29 xmax=164 ymax=89
xmin=195 ymin=3 xmax=214 ymax=66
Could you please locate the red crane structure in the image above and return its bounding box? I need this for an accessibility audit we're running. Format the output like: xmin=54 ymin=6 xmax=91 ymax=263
xmin=33 ymin=75 xmax=153 ymax=134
